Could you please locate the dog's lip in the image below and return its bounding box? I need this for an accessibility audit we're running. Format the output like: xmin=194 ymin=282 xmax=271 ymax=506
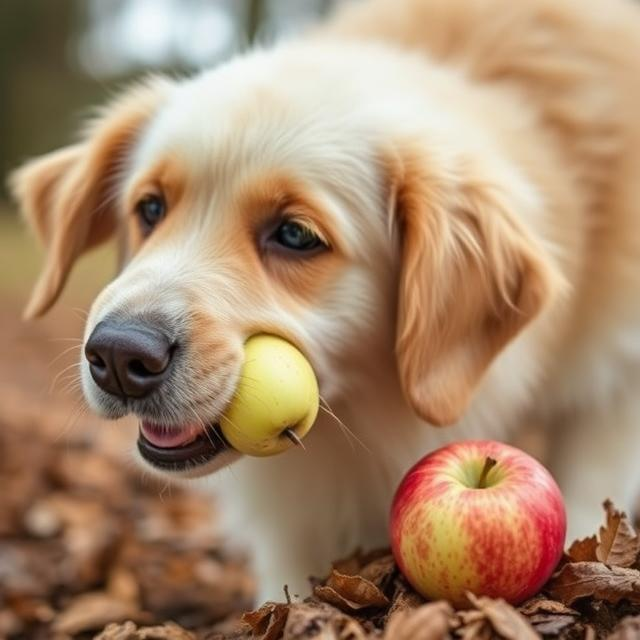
xmin=137 ymin=420 xmax=229 ymax=470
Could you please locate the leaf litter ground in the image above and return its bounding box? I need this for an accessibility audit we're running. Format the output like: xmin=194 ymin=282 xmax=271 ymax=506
xmin=2 ymin=306 xmax=640 ymax=640
xmin=2 ymin=417 xmax=640 ymax=640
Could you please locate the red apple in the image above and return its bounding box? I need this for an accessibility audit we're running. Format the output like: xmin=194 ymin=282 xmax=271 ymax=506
xmin=390 ymin=440 xmax=566 ymax=606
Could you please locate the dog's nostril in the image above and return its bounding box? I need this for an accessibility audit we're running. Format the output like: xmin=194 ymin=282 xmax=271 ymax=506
xmin=128 ymin=359 xmax=157 ymax=378
xmin=86 ymin=351 xmax=106 ymax=369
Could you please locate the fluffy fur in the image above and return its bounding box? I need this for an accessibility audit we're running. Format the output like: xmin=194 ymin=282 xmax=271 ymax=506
xmin=10 ymin=0 xmax=640 ymax=601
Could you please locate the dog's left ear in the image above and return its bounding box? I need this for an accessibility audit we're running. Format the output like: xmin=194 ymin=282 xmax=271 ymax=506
xmin=8 ymin=76 xmax=173 ymax=319
xmin=390 ymin=147 xmax=563 ymax=426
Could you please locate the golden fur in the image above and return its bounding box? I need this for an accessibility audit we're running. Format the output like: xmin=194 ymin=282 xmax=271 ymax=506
xmin=9 ymin=0 xmax=640 ymax=600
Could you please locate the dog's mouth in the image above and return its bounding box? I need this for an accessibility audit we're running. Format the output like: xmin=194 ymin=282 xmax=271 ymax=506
xmin=137 ymin=420 xmax=230 ymax=471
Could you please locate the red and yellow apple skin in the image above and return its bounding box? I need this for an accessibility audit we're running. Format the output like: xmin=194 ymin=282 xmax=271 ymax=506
xmin=390 ymin=440 xmax=566 ymax=607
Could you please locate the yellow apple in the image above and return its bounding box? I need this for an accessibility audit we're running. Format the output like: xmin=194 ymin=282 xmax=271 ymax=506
xmin=220 ymin=334 xmax=319 ymax=456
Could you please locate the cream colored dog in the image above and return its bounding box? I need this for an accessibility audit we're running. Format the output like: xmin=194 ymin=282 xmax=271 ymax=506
xmin=10 ymin=0 xmax=640 ymax=601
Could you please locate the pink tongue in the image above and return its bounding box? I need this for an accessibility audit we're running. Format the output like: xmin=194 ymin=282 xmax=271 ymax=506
xmin=140 ymin=421 xmax=203 ymax=448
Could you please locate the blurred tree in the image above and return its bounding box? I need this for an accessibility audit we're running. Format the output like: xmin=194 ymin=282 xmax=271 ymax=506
xmin=0 ymin=1 xmax=108 ymax=202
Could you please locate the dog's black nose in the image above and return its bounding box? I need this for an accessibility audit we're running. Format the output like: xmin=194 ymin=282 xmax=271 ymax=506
xmin=84 ymin=321 xmax=173 ymax=398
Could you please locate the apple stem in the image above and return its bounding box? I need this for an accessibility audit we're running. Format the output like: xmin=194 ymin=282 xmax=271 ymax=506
xmin=477 ymin=457 xmax=497 ymax=489
xmin=284 ymin=428 xmax=305 ymax=450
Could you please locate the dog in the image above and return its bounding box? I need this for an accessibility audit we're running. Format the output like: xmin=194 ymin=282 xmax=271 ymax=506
xmin=9 ymin=0 xmax=640 ymax=602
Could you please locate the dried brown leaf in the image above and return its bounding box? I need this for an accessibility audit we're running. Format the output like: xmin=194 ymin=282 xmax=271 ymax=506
xmin=314 ymin=570 xmax=389 ymax=612
xmin=137 ymin=623 xmax=198 ymax=640
xmin=242 ymin=602 xmax=289 ymax=640
xmin=597 ymin=501 xmax=640 ymax=568
xmin=358 ymin=554 xmax=396 ymax=589
xmin=466 ymin=593 xmax=539 ymax=640
xmin=519 ymin=596 xmax=578 ymax=635
xmin=0 ymin=609 xmax=23 ymax=637
xmin=283 ymin=601 xmax=367 ymax=640
xmin=568 ymin=536 xmax=598 ymax=563
xmin=455 ymin=618 xmax=491 ymax=640
xmin=384 ymin=601 xmax=453 ymax=640
xmin=94 ymin=621 xmax=196 ymax=640
xmin=519 ymin=596 xmax=577 ymax=616
xmin=547 ymin=561 xmax=640 ymax=606
xmin=107 ymin=566 xmax=141 ymax=606
xmin=456 ymin=610 xmax=485 ymax=627
xmin=606 ymin=615 xmax=640 ymax=639
xmin=53 ymin=592 xmax=151 ymax=635
xmin=526 ymin=613 xmax=576 ymax=635
xmin=94 ymin=621 xmax=140 ymax=640
xmin=385 ymin=581 xmax=425 ymax=623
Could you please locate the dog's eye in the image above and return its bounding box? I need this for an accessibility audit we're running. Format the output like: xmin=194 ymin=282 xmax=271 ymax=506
xmin=272 ymin=220 xmax=324 ymax=252
xmin=135 ymin=195 xmax=166 ymax=233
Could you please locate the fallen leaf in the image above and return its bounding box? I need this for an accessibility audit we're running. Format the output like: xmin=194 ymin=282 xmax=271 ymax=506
xmin=22 ymin=499 xmax=63 ymax=538
xmin=519 ymin=596 xmax=578 ymax=616
xmin=547 ymin=561 xmax=640 ymax=606
xmin=383 ymin=601 xmax=453 ymax=639
xmin=94 ymin=621 xmax=197 ymax=639
xmin=526 ymin=613 xmax=576 ymax=635
xmin=456 ymin=618 xmax=491 ymax=640
xmin=466 ymin=593 xmax=539 ymax=640
xmin=385 ymin=581 xmax=425 ymax=623
xmin=358 ymin=554 xmax=396 ymax=589
xmin=0 ymin=609 xmax=23 ymax=637
xmin=107 ymin=565 xmax=141 ymax=606
xmin=53 ymin=592 xmax=151 ymax=635
xmin=283 ymin=601 xmax=367 ymax=640
xmin=606 ymin=615 xmax=640 ymax=639
xmin=518 ymin=596 xmax=578 ymax=636
xmin=242 ymin=602 xmax=289 ymax=640
xmin=568 ymin=536 xmax=598 ymax=563
xmin=314 ymin=570 xmax=389 ymax=612
xmin=597 ymin=501 xmax=640 ymax=568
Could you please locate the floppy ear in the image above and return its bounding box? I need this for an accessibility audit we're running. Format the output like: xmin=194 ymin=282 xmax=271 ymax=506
xmin=8 ymin=76 xmax=172 ymax=319
xmin=391 ymin=148 xmax=563 ymax=426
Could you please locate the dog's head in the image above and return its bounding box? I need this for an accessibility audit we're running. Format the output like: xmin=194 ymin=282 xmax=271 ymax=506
xmin=9 ymin=45 xmax=559 ymax=477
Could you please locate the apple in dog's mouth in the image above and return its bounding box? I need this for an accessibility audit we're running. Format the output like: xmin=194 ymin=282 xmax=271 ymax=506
xmin=136 ymin=334 xmax=320 ymax=470
xmin=137 ymin=420 xmax=230 ymax=470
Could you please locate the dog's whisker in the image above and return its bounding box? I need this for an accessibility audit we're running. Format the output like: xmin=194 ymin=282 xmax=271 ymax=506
xmin=54 ymin=400 xmax=90 ymax=443
xmin=319 ymin=395 xmax=371 ymax=454
xmin=71 ymin=307 xmax=89 ymax=320
xmin=49 ymin=361 xmax=82 ymax=394
xmin=158 ymin=481 xmax=172 ymax=501
xmin=47 ymin=343 xmax=83 ymax=368
xmin=186 ymin=406 xmax=223 ymax=451
xmin=59 ymin=375 xmax=84 ymax=396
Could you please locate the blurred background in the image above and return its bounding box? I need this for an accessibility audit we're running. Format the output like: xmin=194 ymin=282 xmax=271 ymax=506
xmin=0 ymin=3 xmax=344 ymax=637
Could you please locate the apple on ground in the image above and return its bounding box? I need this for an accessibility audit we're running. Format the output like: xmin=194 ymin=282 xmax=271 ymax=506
xmin=220 ymin=334 xmax=319 ymax=456
xmin=390 ymin=440 xmax=566 ymax=606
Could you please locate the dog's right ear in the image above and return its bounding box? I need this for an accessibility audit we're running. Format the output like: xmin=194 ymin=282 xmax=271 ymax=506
xmin=8 ymin=76 xmax=173 ymax=319
xmin=388 ymin=143 xmax=564 ymax=427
